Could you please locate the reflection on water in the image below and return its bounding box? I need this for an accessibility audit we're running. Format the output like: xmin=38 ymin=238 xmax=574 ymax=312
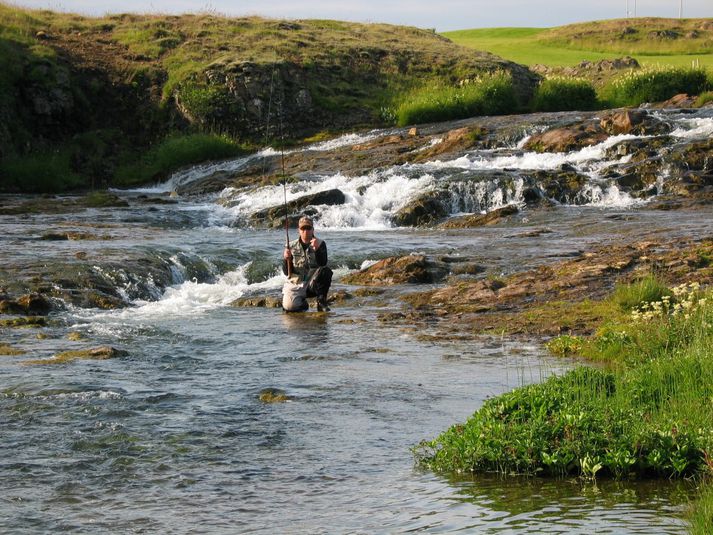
xmin=440 ymin=474 xmax=692 ymax=533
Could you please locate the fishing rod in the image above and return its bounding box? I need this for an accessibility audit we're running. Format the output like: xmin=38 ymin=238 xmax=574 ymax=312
xmin=278 ymin=86 xmax=292 ymax=279
xmin=265 ymin=62 xmax=292 ymax=278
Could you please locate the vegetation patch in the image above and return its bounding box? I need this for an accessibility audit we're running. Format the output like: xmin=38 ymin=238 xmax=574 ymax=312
xmin=415 ymin=279 xmax=713 ymax=481
xmin=601 ymin=65 xmax=711 ymax=107
xmin=392 ymin=71 xmax=517 ymax=126
xmin=530 ymin=77 xmax=598 ymax=112
xmin=114 ymin=133 xmax=249 ymax=186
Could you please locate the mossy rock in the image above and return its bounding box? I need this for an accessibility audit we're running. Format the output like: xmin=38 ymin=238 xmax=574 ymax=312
xmin=23 ymin=346 xmax=128 ymax=365
xmin=0 ymin=316 xmax=48 ymax=328
xmin=0 ymin=343 xmax=26 ymax=356
xmin=258 ymin=387 xmax=290 ymax=403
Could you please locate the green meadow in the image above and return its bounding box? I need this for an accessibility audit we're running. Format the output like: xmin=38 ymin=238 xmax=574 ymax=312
xmin=444 ymin=22 xmax=713 ymax=68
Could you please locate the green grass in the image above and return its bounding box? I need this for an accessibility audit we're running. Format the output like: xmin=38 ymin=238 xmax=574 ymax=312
xmin=0 ymin=148 xmax=85 ymax=192
xmin=114 ymin=133 xmax=249 ymax=186
xmin=690 ymin=483 xmax=713 ymax=535
xmin=601 ymin=65 xmax=711 ymax=107
xmin=392 ymin=71 xmax=518 ymax=126
xmin=415 ymin=279 xmax=713 ymax=481
xmin=531 ymin=77 xmax=598 ymax=111
xmin=444 ymin=24 xmax=713 ymax=68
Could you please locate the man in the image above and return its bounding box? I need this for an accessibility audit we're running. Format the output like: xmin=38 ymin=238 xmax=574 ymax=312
xmin=282 ymin=215 xmax=332 ymax=311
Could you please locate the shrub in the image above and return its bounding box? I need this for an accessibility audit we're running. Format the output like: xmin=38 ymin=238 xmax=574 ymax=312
xmin=601 ymin=66 xmax=711 ymax=107
xmin=531 ymin=77 xmax=598 ymax=112
xmin=393 ymin=71 xmax=517 ymax=126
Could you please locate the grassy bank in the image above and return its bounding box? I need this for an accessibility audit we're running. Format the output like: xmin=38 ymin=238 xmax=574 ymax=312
xmin=415 ymin=276 xmax=713 ymax=528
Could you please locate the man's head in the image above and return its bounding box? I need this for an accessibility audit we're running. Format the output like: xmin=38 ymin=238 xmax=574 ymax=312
xmin=298 ymin=216 xmax=314 ymax=240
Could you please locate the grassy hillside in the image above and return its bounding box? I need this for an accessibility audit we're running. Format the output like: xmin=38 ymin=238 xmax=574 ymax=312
xmin=444 ymin=18 xmax=713 ymax=68
xmin=0 ymin=2 xmax=535 ymax=192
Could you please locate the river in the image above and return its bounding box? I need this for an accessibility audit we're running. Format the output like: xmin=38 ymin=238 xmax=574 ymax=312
xmin=3 ymin=109 xmax=713 ymax=533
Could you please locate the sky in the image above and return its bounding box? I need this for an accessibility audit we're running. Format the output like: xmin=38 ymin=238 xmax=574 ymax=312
xmin=7 ymin=1 xmax=712 ymax=32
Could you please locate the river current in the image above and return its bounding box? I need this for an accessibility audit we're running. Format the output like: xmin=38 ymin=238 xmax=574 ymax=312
xmin=3 ymin=110 xmax=713 ymax=533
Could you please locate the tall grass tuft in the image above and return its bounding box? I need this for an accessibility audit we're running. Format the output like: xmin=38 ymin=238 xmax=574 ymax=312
xmin=531 ymin=76 xmax=598 ymax=112
xmin=601 ymin=66 xmax=711 ymax=108
xmin=612 ymin=274 xmax=670 ymax=312
xmin=689 ymin=483 xmax=713 ymax=535
xmin=114 ymin=133 xmax=248 ymax=186
xmin=393 ymin=71 xmax=517 ymax=126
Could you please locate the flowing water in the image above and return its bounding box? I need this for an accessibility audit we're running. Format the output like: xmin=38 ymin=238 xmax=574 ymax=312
xmin=3 ymin=110 xmax=713 ymax=533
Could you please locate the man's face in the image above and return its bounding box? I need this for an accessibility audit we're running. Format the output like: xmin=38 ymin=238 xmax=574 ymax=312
xmin=299 ymin=224 xmax=313 ymax=242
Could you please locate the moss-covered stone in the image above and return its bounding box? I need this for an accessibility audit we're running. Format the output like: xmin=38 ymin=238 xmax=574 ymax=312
xmin=23 ymin=345 xmax=128 ymax=365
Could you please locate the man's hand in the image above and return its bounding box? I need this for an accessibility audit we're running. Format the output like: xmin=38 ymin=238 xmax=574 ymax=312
xmin=283 ymin=247 xmax=292 ymax=260
xmin=310 ymin=237 xmax=321 ymax=250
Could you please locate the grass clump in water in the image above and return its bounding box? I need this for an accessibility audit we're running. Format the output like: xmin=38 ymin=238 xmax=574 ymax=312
xmin=415 ymin=279 xmax=713 ymax=481
xmin=601 ymin=65 xmax=711 ymax=108
xmin=530 ymin=76 xmax=598 ymax=112
xmin=393 ymin=71 xmax=517 ymax=126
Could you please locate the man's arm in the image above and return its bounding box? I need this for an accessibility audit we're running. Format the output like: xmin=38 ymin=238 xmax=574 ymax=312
xmin=314 ymin=241 xmax=327 ymax=266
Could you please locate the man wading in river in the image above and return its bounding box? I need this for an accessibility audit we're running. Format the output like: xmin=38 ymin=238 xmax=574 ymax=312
xmin=282 ymin=216 xmax=332 ymax=312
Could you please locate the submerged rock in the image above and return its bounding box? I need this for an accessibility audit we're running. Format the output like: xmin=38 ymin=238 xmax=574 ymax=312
xmin=258 ymin=387 xmax=290 ymax=403
xmin=0 ymin=316 xmax=48 ymax=328
xmin=23 ymin=346 xmax=128 ymax=365
xmin=0 ymin=344 xmax=26 ymax=356
xmin=231 ymin=295 xmax=282 ymax=308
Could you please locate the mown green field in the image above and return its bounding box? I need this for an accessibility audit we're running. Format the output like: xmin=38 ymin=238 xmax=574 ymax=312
xmin=444 ymin=25 xmax=713 ymax=68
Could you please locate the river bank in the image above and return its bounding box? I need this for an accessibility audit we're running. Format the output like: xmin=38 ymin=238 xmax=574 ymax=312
xmin=3 ymin=104 xmax=713 ymax=532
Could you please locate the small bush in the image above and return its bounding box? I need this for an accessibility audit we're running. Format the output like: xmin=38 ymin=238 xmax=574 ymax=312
xmin=601 ymin=66 xmax=711 ymax=107
xmin=114 ymin=133 xmax=247 ymax=186
xmin=393 ymin=71 xmax=517 ymax=126
xmin=531 ymin=77 xmax=598 ymax=112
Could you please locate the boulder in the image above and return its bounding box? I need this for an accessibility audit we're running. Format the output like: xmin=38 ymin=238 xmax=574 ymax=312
xmin=250 ymin=188 xmax=346 ymax=227
xmin=439 ymin=205 xmax=519 ymax=228
xmin=341 ymin=255 xmax=449 ymax=285
xmin=524 ymin=123 xmax=608 ymax=153
xmin=392 ymin=192 xmax=449 ymax=226
xmin=599 ymin=109 xmax=671 ymax=135
xmin=0 ymin=293 xmax=53 ymax=315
